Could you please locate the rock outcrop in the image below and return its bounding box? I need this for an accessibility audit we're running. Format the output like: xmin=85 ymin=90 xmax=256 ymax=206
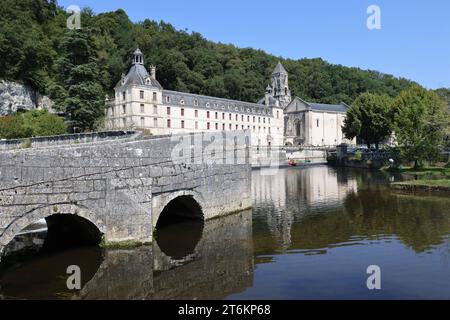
xmin=0 ymin=80 xmax=54 ymax=116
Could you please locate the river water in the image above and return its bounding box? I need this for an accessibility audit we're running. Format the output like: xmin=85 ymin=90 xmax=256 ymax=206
xmin=0 ymin=166 xmax=449 ymax=300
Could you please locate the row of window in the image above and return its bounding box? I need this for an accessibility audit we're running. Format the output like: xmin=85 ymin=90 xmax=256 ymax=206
xmin=113 ymin=105 xmax=280 ymax=121
xmin=118 ymin=118 xmax=272 ymax=133
xmin=121 ymin=91 xmax=158 ymax=101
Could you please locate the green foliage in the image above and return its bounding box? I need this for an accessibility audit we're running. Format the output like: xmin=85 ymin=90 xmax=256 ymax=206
xmin=1 ymin=0 xmax=423 ymax=115
xmin=22 ymin=109 xmax=67 ymax=136
xmin=392 ymin=86 xmax=448 ymax=169
xmin=0 ymin=110 xmax=66 ymax=139
xmin=0 ymin=116 xmax=32 ymax=139
xmin=343 ymin=93 xmax=394 ymax=148
xmin=52 ymin=30 xmax=105 ymax=131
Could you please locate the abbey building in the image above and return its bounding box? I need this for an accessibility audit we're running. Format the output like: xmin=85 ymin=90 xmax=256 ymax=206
xmin=105 ymin=49 xmax=353 ymax=147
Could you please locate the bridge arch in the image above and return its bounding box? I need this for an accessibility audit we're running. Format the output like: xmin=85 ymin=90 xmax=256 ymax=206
xmin=152 ymin=190 xmax=205 ymax=229
xmin=0 ymin=204 xmax=105 ymax=258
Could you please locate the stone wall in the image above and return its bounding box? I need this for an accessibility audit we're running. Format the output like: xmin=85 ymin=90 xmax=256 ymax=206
xmin=0 ymin=131 xmax=141 ymax=151
xmin=0 ymin=131 xmax=252 ymax=258
xmin=0 ymin=80 xmax=53 ymax=116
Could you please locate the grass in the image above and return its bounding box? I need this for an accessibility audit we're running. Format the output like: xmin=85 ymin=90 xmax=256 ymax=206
xmin=390 ymin=166 xmax=450 ymax=178
xmin=392 ymin=180 xmax=450 ymax=188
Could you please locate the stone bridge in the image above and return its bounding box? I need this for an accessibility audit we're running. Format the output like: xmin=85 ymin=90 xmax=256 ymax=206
xmin=0 ymin=131 xmax=252 ymax=259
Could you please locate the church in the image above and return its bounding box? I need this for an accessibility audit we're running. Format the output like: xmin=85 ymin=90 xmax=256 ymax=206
xmin=105 ymin=49 xmax=352 ymax=147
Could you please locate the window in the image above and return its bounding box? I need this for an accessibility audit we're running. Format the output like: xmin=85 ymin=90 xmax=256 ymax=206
xmin=122 ymin=118 xmax=126 ymax=127
xmin=181 ymin=120 xmax=185 ymax=129
xmin=153 ymin=118 xmax=158 ymax=127
xmin=207 ymin=111 xmax=210 ymax=119
xmin=269 ymin=127 xmax=271 ymax=134
xmin=195 ymin=110 xmax=198 ymax=118
xmin=153 ymin=105 xmax=158 ymax=114
xmin=268 ymin=118 xmax=271 ymax=124
xmin=236 ymin=114 xmax=238 ymax=121
xmin=215 ymin=112 xmax=218 ymax=119
xmin=258 ymin=117 xmax=261 ymax=123
xmin=166 ymin=96 xmax=171 ymax=103
xmin=140 ymin=91 xmax=144 ymax=99
xmin=222 ymin=113 xmax=225 ymax=120
xmin=229 ymin=124 xmax=232 ymax=130
xmin=253 ymin=116 xmax=256 ymax=123
xmin=229 ymin=113 xmax=232 ymax=121
xmin=140 ymin=104 xmax=145 ymax=113
xmin=241 ymin=115 xmax=244 ymax=122
xmin=236 ymin=125 xmax=238 ymax=130
xmin=242 ymin=125 xmax=245 ymax=130
xmin=195 ymin=121 xmax=198 ymax=130
xmin=122 ymin=92 xmax=126 ymax=100
xmin=263 ymin=118 xmax=266 ymax=124
xmin=153 ymin=92 xmax=157 ymax=101
xmin=181 ymin=108 xmax=185 ymax=116
xmin=277 ymin=111 xmax=279 ymax=119
xmin=180 ymin=99 xmax=185 ymax=105
xmin=140 ymin=117 xmax=145 ymax=127
xmin=222 ymin=123 xmax=225 ymax=131
xmin=207 ymin=122 xmax=210 ymax=130
xmin=167 ymin=119 xmax=171 ymax=128
xmin=215 ymin=123 xmax=218 ymax=130
xmin=247 ymin=116 xmax=250 ymax=122
xmin=167 ymin=107 xmax=171 ymax=115
xmin=122 ymin=105 xmax=126 ymax=114
xmin=316 ymin=119 xmax=320 ymax=127
xmin=194 ymin=99 xmax=198 ymax=106
xmin=206 ymin=102 xmax=210 ymax=107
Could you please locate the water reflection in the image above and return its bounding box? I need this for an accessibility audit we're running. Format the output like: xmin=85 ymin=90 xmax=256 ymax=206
xmin=0 ymin=210 xmax=254 ymax=300
xmin=1 ymin=166 xmax=449 ymax=299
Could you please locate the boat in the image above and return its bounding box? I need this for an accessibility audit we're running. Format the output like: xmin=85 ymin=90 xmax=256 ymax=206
xmin=288 ymin=159 xmax=297 ymax=167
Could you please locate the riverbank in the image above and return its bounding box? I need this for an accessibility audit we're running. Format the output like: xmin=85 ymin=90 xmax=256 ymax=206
xmin=391 ymin=179 xmax=450 ymax=194
xmin=390 ymin=166 xmax=450 ymax=195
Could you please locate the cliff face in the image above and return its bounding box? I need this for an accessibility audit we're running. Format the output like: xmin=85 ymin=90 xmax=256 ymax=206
xmin=0 ymin=80 xmax=54 ymax=116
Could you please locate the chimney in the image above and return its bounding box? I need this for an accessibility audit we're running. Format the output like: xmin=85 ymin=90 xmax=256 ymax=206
xmin=150 ymin=66 xmax=156 ymax=80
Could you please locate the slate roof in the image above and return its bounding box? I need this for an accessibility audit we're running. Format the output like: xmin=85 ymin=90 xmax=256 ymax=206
xmin=116 ymin=64 xmax=162 ymax=89
xmin=308 ymin=102 xmax=348 ymax=113
xmin=163 ymin=90 xmax=273 ymax=116
xmin=273 ymin=62 xmax=288 ymax=74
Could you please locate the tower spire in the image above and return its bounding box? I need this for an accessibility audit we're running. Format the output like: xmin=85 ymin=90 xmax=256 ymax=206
xmin=271 ymin=62 xmax=291 ymax=107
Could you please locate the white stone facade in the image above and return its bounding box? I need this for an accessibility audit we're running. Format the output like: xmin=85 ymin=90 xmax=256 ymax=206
xmin=105 ymin=49 xmax=284 ymax=147
xmin=105 ymin=49 xmax=353 ymax=147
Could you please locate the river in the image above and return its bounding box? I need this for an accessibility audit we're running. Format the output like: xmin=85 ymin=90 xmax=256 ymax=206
xmin=0 ymin=166 xmax=449 ymax=300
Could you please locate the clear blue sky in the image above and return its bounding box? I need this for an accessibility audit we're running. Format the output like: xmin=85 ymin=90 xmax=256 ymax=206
xmin=59 ymin=0 xmax=450 ymax=89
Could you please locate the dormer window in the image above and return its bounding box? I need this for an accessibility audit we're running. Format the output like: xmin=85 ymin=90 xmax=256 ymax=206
xmin=206 ymin=102 xmax=210 ymax=107
xmin=166 ymin=96 xmax=171 ymax=103
xmin=180 ymin=99 xmax=185 ymax=105
xmin=194 ymin=99 xmax=198 ymax=106
xmin=146 ymin=78 xmax=151 ymax=85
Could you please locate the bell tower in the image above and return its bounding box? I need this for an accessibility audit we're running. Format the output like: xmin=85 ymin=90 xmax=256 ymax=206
xmin=271 ymin=62 xmax=291 ymax=108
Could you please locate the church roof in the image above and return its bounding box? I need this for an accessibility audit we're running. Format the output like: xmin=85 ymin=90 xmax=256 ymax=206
xmin=273 ymin=62 xmax=288 ymax=74
xmin=285 ymin=97 xmax=349 ymax=114
xmin=308 ymin=102 xmax=348 ymax=113
xmin=116 ymin=64 xmax=162 ymax=89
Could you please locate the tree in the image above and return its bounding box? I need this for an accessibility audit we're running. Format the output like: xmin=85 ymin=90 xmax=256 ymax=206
xmin=392 ymin=86 xmax=448 ymax=169
xmin=342 ymin=93 xmax=394 ymax=148
xmin=51 ymin=30 xmax=105 ymax=132
xmin=0 ymin=116 xmax=32 ymax=139
xmin=22 ymin=109 xmax=67 ymax=136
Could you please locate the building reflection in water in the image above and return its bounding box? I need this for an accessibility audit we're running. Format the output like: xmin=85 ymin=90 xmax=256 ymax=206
xmin=252 ymin=166 xmax=450 ymax=257
xmin=252 ymin=166 xmax=358 ymax=251
xmin=0 ymin=210 xmax=254 ymax=300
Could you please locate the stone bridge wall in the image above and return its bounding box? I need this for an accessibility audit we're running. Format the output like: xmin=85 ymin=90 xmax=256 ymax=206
xmin=0 ymin=131 xmax=252 ymax=259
